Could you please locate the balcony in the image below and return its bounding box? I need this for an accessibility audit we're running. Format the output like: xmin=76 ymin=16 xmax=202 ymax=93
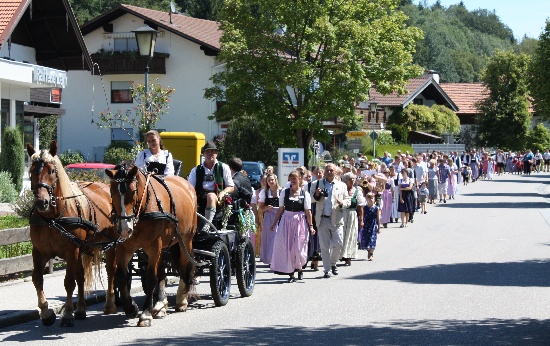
xmin=90 ymin=52 xmax=169 ymax=75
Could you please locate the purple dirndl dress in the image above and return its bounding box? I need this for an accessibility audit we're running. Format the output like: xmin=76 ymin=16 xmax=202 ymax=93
xmin=270 ymin=188 xmax=310 ymax=275
xmin=381 ymin=181 xmax=393 ymax=224
xmin=259 ymin=190 xmax=281 ymax=264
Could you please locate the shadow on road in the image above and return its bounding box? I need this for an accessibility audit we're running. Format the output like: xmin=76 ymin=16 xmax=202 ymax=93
xmin=349 ymin=259 xmax=550 ymax=288
xmin=437 ymin=201 xmax=549 ymax=209
xmin=465 ymin=192 xmax=544 ymax=198
xmin=4 ymin=319 xmax=550 ymax=345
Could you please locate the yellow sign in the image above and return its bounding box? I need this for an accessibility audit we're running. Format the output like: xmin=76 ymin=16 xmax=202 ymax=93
xmin=346 ymin=131 xmax=367 ymax=139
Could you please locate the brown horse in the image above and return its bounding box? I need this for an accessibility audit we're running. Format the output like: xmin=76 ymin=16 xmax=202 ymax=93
xmin=27 ymin=141 xmax=118 ymax=327
xmin=105 ymin=161 xmax=197 ymax=327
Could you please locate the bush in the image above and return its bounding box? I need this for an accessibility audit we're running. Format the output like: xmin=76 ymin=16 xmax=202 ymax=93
xmin=10 ymin=188 xmax=34 ymax=218
xmin=58 ymin=149 xmax=84 ymax=165
xmin=0 ymin=127 xmax=24 ymax=192
xmin=0 ymin=171 xmax=18 ymax=203
xmin=386 ymin=124 xmax=409 ymax=143
xmin=108 ymin=141 xmax=133 ymax=151
xmin=103 ymin=147 xmax=133 ymax=165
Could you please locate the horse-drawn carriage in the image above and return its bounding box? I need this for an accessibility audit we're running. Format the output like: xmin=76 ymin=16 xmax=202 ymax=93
xmin=26 ymin=141 xmax=255 ymax=327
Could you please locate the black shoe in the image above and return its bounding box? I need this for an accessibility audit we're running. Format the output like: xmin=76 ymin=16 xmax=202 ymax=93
xmin=298 ymin=271 xmax=303 ymax=280
xmin=323 ymin=271 xmax=331 ymax=278
xmin=331 ymin=266 xmax=339 ymax=275
xmin=288 ymin=276 xmax=296 ymax=283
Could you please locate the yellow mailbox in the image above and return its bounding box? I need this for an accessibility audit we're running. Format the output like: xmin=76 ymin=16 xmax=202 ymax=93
xmin=160 ymin=132 xmax=205 ymax=177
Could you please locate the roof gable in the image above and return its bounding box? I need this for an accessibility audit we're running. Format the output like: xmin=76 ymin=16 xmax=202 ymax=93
xmin=370 ymin=75 xmax=459 ymax=112
xmin=81 ymin=4 xmax=222 ymax=53
xmin=439 ymin=83 xmax=486 ymax=114
xmin=0 ymin=0 xmax=92 ymax=70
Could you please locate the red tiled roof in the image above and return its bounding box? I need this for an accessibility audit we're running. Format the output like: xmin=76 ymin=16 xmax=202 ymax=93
xmin=369 ymin=75 xmax=432 ymax=107
xmin=122 ymin=5 xmax=221 ymax=50
xmin=82 ymin=4 xmax=222 ymax=51
xmin=0 ymin=0 xmax=28 ymax=47
xmin=439 ymin=83 xmax=486 ymax=114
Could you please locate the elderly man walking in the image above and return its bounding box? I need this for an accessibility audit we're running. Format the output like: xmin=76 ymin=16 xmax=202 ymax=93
xmin=310 ymin=163 xmax=347 ymax=278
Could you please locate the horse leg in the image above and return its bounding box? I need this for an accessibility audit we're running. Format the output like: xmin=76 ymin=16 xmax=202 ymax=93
xmin=32 ymin=249 xmax=56 ymax=326
xmin=152 ymin=253 xmax=168 ymax=319
xmin=175 ymin=239 xmax=195 ymax=313
xmin=115 ymin=250 xmax=138 ymax=318
xmin=138 ymin=248 xmax=160 ymax=327
xmin=73 ymin=254 xmax=88 ymax=321
xmin=60 ymin=251 xmax=78 ymax=327
xmin=103 ymin=248 xmax=117 ymax=314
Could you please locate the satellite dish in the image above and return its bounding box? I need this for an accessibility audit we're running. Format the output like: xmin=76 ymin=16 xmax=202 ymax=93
xmin=170 ymin=0 xmax=177 ymax=14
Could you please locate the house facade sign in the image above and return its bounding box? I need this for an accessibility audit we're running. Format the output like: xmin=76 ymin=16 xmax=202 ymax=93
xmin=32 ymin=67 xmax=67 ymax=88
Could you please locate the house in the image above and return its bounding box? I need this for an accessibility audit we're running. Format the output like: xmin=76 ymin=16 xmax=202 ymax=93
xmin=59 ymin=4 xmax=223 ymax=161
xmin=439 ymin=82 xmax=486 ymax=128
xmin=0 ymin=0 xmax=91 ymax=155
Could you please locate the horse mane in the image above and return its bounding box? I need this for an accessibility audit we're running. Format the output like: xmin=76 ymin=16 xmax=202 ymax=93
xmin=31 ymin=149 xmax=87 ymax=215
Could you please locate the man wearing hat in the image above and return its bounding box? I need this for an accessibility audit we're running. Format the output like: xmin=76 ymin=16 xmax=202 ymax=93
xmin=187 ymin=141 xmax=234 ymax=225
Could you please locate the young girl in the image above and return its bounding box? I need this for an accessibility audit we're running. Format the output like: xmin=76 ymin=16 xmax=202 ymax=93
xmin=359 ymin=192 xmax=380 ymax=261
xmin=418 ymin=181 xmax=429 ymax=214
xmin=462 ymin=165 xmax=470 ymax=185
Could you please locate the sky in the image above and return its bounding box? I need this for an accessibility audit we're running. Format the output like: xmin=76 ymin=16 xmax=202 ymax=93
xmin=431 ymin=0 xmax=550 ymax=40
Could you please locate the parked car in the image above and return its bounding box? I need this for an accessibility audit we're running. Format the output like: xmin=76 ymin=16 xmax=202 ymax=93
xmin=65 ymin=162 xmax=116 ymax=182
xmin=242 ymin=161 xmax=265 ymax=189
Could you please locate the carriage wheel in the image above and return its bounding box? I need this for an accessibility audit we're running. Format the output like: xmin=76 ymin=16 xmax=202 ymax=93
xmin=209 ymin=240 xmax=231 ymax=307
xmin=236 ymin=237 xmax=255 ymax=297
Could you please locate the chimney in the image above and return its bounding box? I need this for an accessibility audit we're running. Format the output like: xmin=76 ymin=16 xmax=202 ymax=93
xmin=425 ymin=69 xmax=440 ymax=84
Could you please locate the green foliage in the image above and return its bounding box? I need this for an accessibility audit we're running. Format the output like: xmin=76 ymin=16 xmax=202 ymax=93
xmin=0 ymin=215 xmax=28 ymax=229
xmin=178 ymin=0 xmax=223 ymax=20
xmin=376 ymin=132 xmax=398 ymax=146
xmin=98 ymin=80 xmax=175 ymax=143
xmin=0 ymin=172 xmax=18 ymax=203
xmin=10 ymin=189 xmax=34 ymax=219
xmin=108 ymin=141 xmax=133 ymax=151
xmin=103 ymin=147 xmax=133 ymax=165
xmin=527 ymin=123 xmax=550 ymax=152
xmin=529 ymin=20 xmax=550 ymax=120
xmin=206 ymin=0 xmax=424 ymax=165
xmin=0 ymin=127 xmax=24 ymax=192
xmin=364 ymin=143 xmax=414 ymax=160
xmin=384 ymin=124 xmax=407 ymax=144
xmin=68 ymin=0 xmax=171 ymax=25
xmin=38 ymin=116 xmax=58 ymax=150
xmin=0 ymin=241 xmax=33 ymax=259
xmin=58 ymin=149 xmax=84 ymax=166
xmin=401 ymin=2 xmax=515 ymax=82
xmin=218 ymin=115 xmax=282 ymax=166
xmin=476 ymin=50 xmax=531 ymax=150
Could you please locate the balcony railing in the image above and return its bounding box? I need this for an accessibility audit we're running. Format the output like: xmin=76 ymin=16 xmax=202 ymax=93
xmin=90 ymin=52 xmax=169 ymax=75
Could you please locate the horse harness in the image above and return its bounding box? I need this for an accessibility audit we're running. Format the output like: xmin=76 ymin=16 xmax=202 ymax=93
xmin=29 ymin=155 xmax=123 ymax=252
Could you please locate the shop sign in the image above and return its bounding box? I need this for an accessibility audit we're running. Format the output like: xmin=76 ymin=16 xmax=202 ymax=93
xmin=33 ymin=67 xmax=67 ymax=88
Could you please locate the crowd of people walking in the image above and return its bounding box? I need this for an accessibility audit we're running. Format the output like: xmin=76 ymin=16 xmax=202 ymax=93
xmin=247 ymin=147 xmax=545 ymax=283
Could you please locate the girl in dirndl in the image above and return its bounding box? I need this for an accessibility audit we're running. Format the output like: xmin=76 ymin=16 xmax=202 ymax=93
xmin=258 ymin=174 xmax=282 ymax=264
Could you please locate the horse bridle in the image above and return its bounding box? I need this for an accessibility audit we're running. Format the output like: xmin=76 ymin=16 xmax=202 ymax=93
xmin=110 ymin=166 xmax=148 ymax=230
xmin=31 ymin=156 xmax=59 ymax=207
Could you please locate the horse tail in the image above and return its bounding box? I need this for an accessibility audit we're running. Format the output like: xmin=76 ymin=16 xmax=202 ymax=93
xmin=83 ymin=248 xmax=102 ymax=295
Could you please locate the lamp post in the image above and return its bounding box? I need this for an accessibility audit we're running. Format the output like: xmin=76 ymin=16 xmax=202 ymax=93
xmin=370 ymin=99 xmax=378 ymax=159
xmin=132 ymin=24 xmax=158 ymax=95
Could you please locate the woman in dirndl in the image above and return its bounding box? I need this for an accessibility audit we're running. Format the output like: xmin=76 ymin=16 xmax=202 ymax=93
xmin=270 ymin=171 xmax=315 ymax=282
xmin=340 ymin=172 xmax=366 ymax=266
xmin=258 ymin=174 xmax=282 ymax=264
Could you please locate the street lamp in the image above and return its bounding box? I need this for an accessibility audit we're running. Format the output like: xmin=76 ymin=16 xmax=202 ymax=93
xmin=370 ymin=99 xmax=378 ymax=159
xmin=132 ymin=24 xmax=158 ymax=95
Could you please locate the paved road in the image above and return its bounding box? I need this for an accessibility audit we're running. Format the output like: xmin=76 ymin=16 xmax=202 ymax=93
xmin=1 ymin=172 xmax=550 ymax=345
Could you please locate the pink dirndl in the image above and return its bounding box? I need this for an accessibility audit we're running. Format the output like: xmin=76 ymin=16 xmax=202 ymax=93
xmin=270 ymin=211 xmax=309 ymax=274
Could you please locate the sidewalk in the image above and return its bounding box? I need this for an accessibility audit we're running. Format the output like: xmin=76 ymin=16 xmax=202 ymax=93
xmin=0 ymin=266 xmax=143 ymax=329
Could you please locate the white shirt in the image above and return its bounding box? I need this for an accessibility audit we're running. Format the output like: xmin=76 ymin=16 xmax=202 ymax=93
xmin=187 ymin=160 xmax=234 ymax=191
xmin=278 ymin=187 xmax=311 ymax=210
xmin=135 ymin=149 xmax=174 ymax=176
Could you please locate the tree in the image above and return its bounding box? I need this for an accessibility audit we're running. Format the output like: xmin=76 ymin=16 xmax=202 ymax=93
xmin=527 ymin=123 xmax=550 ymax=152
xmin=206 ymin=0 xmax=423 ymax=165
xmin=218 ymin=115 xmax=281 ymax=166
xmin=178 ymin=0 xmax=224 ymax=21
xmin=38 ymin=116 xmax=58 ymax=150
xmin=476 ymin=50 xmax=531 ymax=150
xmin=97 ymin=80 xmax=175 ymax=145
xmin=0 ymin=127 xmax=24 ymax=192
xmin=386 ymin=104 xmax=460 ymax=137
xmin=529 ymin=20 xmax=550 ymax=120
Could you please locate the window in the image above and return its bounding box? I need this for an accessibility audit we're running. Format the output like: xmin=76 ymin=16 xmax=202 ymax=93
xmin=111 ymin=81 xmax=133 ymax=103
xmin=114 ymin=38 xmax=137 ymax=52
xmin=413 ymin=98 xmax=424 ymax=105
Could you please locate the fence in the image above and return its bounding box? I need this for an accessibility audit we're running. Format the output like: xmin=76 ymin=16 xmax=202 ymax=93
xmin=412 ymin=144 xmax=465 ymax=154
xmin=0 ymin=227 xmax=57 ymax=276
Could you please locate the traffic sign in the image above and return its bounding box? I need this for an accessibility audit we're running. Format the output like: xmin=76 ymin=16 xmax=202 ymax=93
xmin=370 ymin=131 xmax=378 ymax=140
xmin=347 ymin=131 xmax=367 ymax=139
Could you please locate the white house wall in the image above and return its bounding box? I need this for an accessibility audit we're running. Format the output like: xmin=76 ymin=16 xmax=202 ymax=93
xmin=60 ymin=13 xmax=221 ymax=161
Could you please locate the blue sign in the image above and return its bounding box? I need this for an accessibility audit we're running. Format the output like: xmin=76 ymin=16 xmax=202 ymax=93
xmin=282 ymin=152 xmax=300 ymax=165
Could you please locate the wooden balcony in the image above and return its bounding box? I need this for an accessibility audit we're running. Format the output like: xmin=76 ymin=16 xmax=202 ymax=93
xmin=90 ymin=52 xmax=169 ymax=75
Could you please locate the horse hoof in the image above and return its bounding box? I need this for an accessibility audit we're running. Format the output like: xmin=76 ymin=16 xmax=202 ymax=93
xmin=74 ymin=311 xmax=86 ymax=320
xmin=125 ymin=302 xmax=139 ymax=319
xmin=152 ymin=301 xmax=167 ymax=319
xmin=153 ymin=308 xmax=166 ymax=319
xmin=175 ymin=304 xmax=188 ymax=313
xmin=60 ymin=317 xmax=75 ymax=327
xmin=137 ymin=319 xmax=152 ymax=327
xmin=138 ymin=311 xmax=153 ymax=327
xmin=41 ymin=312 xmax=56 ymax=326
xmin=103 ymin=306 xmax=117 ymax=315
